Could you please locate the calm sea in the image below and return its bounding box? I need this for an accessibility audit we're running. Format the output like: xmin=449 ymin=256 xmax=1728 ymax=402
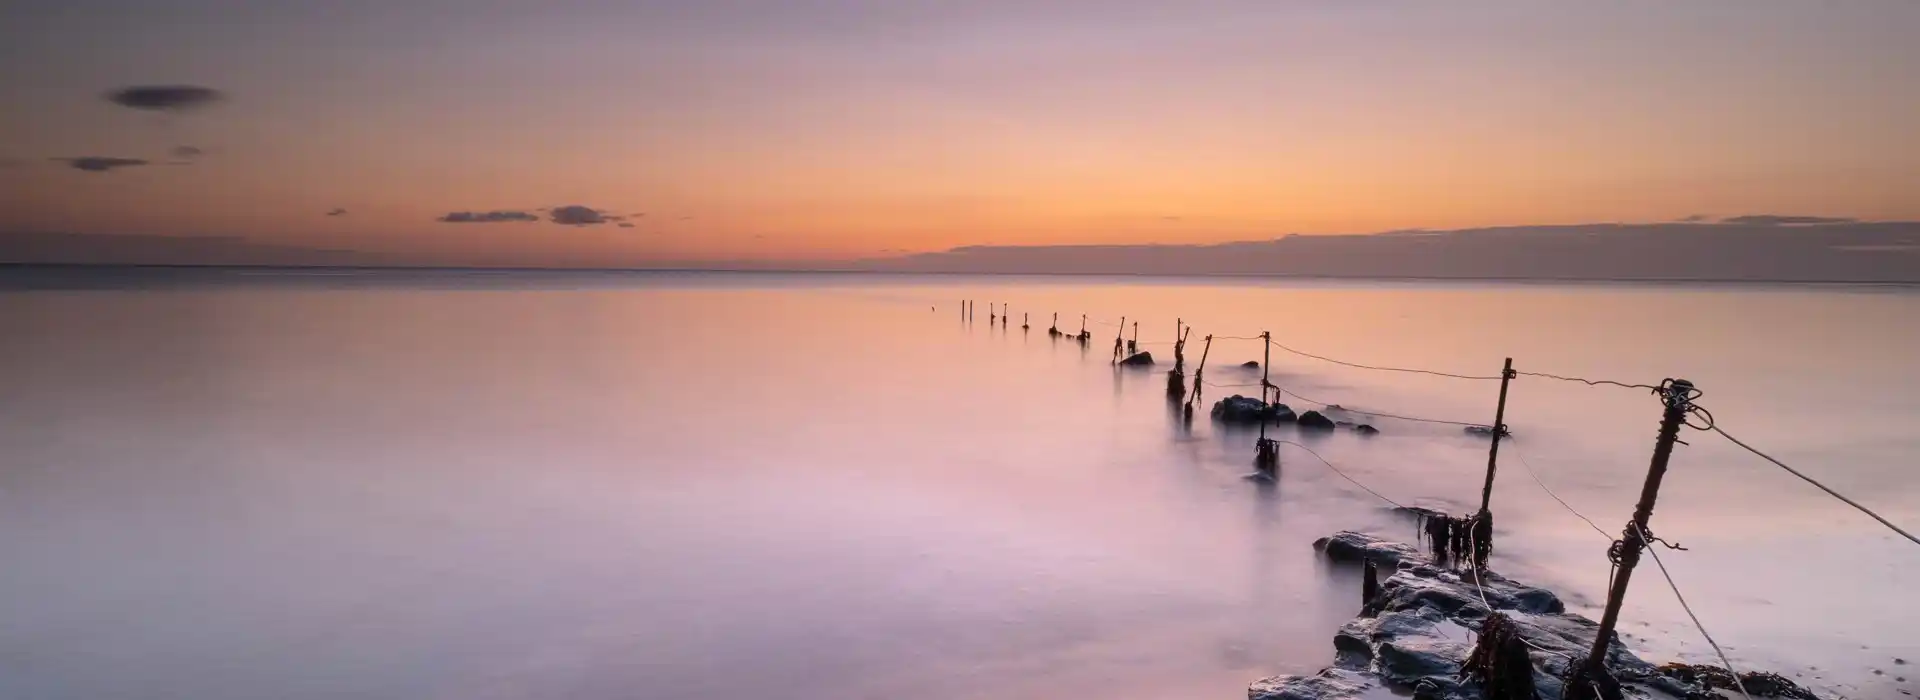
xmin=2 ymin=269 xmax=1915 ymax=699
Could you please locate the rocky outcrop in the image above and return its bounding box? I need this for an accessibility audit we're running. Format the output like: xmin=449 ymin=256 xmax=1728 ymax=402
xmin=1212 ymin=396 xmax=1295 ymax=424
xmin=1258 ymin=531 xmax=1824 ymax=700
xmin=1296 ymin=410 xmax=1337 ymax=430
xmin=1118 ymin=351 xmax=1155 ymax=366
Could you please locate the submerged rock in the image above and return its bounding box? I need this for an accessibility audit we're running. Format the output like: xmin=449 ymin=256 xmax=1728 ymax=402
xmin=1211 ymin=395 xmax=1294 ymax=424
xmin=1241 ymin=360 xmax=1261 ymax=369
xmin=1264 ymin=531 xmax=1824 ymax=700
xmin=1297 ymin=410 xmax=1337 ymax=430
xmin=1118 ymin=351 xmax=1155 ymax=367
xmin=1248 ymin=668 xmax=1383 ymax=700
xmin=1353 ymin=424 xmax=1380 ymax=436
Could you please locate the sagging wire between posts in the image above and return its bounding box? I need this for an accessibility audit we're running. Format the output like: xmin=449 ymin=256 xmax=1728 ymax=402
xmin=1508 ymin=443 xmax=1611 ymax=540
xmin=1274 ymin=387 xmax=1488 ymax=428
xmin=1514 ymin=371 xmax=1660 ymax=391
xmin=1708 ymin=422 xmax=1920 ymax=548
xmin=1267 ymin=338 xmax=1505 ymax=381
xmin=1272 ymin=440 xmax=1405 ymax=509
xmin=1631 ymin=521 xmax=1753 ymax=700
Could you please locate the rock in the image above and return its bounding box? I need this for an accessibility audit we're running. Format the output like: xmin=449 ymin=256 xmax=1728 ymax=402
xmin=1376 ymin=637 xmax=1472 ymax=685
xmin=1241 ymin=360 xmax=1261 ymax=368
xmin=1211 ymin=395 xmax=1295 ymax=424
xmin=1118 ymin=351 xmax=1154 ymax=366
xmin=1297 ymin=410 xmax=1337 ymax=430
xmin=1213 ymin=395 xmax=1269 ymax=422
xmin=1314 ymin=531 xmax=1422 ymax=569
xmin=1249 ymin=668 xmax=1383 ymax=700
xmin=1353 ymin=424 xmax=1380 ymax=436
xmin=1296 ymin=530 xmax=1816 ymax=700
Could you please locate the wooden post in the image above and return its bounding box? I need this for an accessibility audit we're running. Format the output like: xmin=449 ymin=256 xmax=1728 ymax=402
xmin=1255 ymin=331 xmax=1277 ymax=474
xmin=1112 ymin=316 xmax=1126 ymax=363
xmin=1022 ymin=312 xmax=1029 ymax=330
xmin=1184 ymin=334 xmax=1213 ymax=422
xmin=1474 ymin=356 xmax=1520 ymax=560
xmin=1565 ymin=379 xmax=1697 ymax=700
xmin=1127 ymin=322 xmax=1138 ymax=355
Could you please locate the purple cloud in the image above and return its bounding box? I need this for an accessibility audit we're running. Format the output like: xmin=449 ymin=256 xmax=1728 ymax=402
xmin=438 ymin=210 xmax=538 ymax=223
xmin=55 ymin=156 xmax=149 ymax=173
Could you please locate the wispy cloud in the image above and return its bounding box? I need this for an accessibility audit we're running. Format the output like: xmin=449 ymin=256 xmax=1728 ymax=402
xmin=438 ymin=210 xmax=538 ymax=223
xmin=549 ymin=205 xmax=610 ymax=225
xmin=53 ymin=156 xmax=149 ymax=173
xmin=1721 ymin=214 xmax=1858 ymax=226
xmin=1677 ymin=214 xmax=1709 ymax=223
xmin=106 ymin=85 xmax=224 ymax=111
xmin=326 ymin=208 xmax=348 ymax=217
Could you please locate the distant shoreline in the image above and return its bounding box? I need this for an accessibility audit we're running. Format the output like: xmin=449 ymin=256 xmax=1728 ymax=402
xmin=6 ymin=262 xmax=1920 ymax=289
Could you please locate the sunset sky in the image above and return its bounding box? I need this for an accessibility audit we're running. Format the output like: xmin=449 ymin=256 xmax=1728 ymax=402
xmin=3 ymin=0 xmax=1917 ymax=265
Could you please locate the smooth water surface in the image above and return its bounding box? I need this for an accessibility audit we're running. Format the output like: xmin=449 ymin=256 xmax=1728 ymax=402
xmin=2 ymin=270 xmax=1915 ymax=699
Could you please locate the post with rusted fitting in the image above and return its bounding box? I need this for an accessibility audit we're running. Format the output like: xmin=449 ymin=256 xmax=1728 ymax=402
xmin=1473 ymin=358 xmax=1517 ymax=567
xmin=1183 ymin=334 xmax=1213 ymax=423
xmin=1127 ymin=322 xmax=1138 ymax=355
xmin=1022 ymin=312 xmax=1029 ymax=331
xmin=1254 ymin=331 xmax=1277 ymax=475
xmin=1078 ymin=314 xmax=1089 ymax=344
xmin=1167 ymin=322 xmax=1190 ymax=400
xmin=1111 ymin=316 xmax=1126 ymax=363
xmin=1564 ymin=379 xmax=1696 ymax=700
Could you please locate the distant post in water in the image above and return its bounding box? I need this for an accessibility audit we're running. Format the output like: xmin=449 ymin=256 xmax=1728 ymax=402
xmin=1112 ymin=316 xmax=1126 ymax=363
xmin=1022 ymin=312 xmax=1030 ymax=331
xmin=1049 ymin=312 xmax=1060 ymax=337
xmin=1127 ymin=322 xmax=1138 ymax=355
xmin=1254 ymin=331 xmax=1277 ymax=475
xmin=1565 ymin=379 xmax=1697 ymax=700
xmin=1184 ymin=334 xmax=1213 ymax=423
xmin=1167 ymin=321 xmax=1190 ymax=400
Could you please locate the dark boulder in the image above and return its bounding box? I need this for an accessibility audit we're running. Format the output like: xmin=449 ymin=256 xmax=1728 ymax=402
xmin=1211 ymin=395 xmax=1294 ymax=424
xmin=1297 ymin=410 xmax=1337 ymax=430
xmin=1314 ymin=531 xmax=1422 ymax=569
xmin=1290 ymin=530 xmax=1823 ymax=700
xmin=1118 ymin=351 xmax=1154 ymax=367
xmin=1241 ymin=360 xmax=1261 ymax=368
xmin=1353 ymin=424 xmax=1380 ymax=436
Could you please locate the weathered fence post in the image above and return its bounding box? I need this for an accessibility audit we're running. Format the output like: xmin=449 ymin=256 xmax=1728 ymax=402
xmin=1022 ymin=312 xmax=1030 ymax=331
xmin=1564 ymin=379 xmax=1697 ymax=700
xmin=1184 ymin=334 xmax=1213 ymax=423
xmin=1127 ymin=322 xmax=1138 ymax=355
xmin=1472 ymin=357 xmax=1516 ymax=567
xmin=1254 ymin=331 xmax=1277 ymax=475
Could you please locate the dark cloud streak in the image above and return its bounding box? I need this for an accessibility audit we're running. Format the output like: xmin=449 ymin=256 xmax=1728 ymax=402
xmin=106 ymin=85 xmax=224 ymax=111
xmin=54 ymin=156 xmax=149 ymax=172
xmin=1720 ymin=215 xmax=1858 ymax=226
xmin=438 ymin=210 xmax=538 ymax=223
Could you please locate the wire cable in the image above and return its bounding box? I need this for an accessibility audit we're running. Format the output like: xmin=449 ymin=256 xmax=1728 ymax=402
xmin=1513 ymin=371 xmax=1659 ymax=391
xmin=1709 ymin=424 xmax=1920 ymax=547
xmin=1213 ymin=335 xmax=1265 ymax=341
xmin=1631 ymin=522 xmax=1753 ymax=700
xmin=1508 ymin=444 xmax=1611 ymax=540
xmin=1275 ymin=387 xmax=1488 ymax=428
xmin=1272 ymin=440 xmax=1405 ymax=509
xmin=1267 ymin=338 xmax=1503 ymax=381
